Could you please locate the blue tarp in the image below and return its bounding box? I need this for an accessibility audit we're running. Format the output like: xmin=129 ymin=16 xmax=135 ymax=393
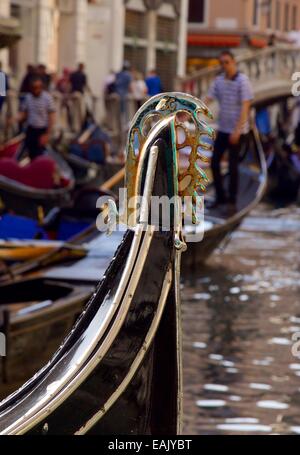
xmin=0 ymin=214 xmax=47 ymax=240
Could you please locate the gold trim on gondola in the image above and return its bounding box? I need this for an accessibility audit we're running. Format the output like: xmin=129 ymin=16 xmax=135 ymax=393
xmin=125 ymin=92 xmax=215 ymax=226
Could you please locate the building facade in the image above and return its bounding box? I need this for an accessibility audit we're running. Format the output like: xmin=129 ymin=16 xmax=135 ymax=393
xmin=2 ymin=0 xmax=188 ymax=97
xmin=123 ymin=0 xmax=188 ymax=90
xmin=187 ymin=0 xmax=300 ymax=72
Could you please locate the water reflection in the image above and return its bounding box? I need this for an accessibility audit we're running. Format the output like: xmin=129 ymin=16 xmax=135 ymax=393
xmin=182 ymin=204 xmax=300 ymax=435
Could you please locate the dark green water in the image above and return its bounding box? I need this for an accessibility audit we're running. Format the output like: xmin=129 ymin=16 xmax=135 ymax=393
xmin=182 ymin=204 xmax=300 ymax=435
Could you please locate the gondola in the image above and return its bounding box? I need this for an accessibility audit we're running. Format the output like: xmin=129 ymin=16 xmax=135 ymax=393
xmin=0 ymin=144 xmax=75 ymax=219
xmin=0 ymin=222 xmax=98 ymax=283
xmin=0 ymin=92 xmax=213 ymax=435
xmin=181 ymin=125 xmax=267 ymax=268
xmin=0 ymin=182 xmax=117 ymax=268
xmin=0 ymin=228 xmax=95 ymax=281
xmin=58 ymin=122 xmax=123 ymax=187
xmin=0 ymin=277 xmax=94 ymax=399
xmin=0 ymin=130 xmax=121 ymax=220
xmin=265 ymin=139 xmax=300 ymax=206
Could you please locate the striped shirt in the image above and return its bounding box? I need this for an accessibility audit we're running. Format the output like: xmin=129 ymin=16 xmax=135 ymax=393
xmin=208 ymin=72 xmax=253 ymax=134
xmin=21 ymin=91 xmax=56 ymax=129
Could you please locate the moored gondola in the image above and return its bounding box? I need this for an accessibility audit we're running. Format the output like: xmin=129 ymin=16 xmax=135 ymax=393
xmin=0 ymin=185 xmax=116 ymax=268
xmin=59 ymin=123 xmax=123 ymax=187
xmin=0 ymin=92 xmax=213 ymax=434
xmin=0 ymin=277 xmax=94 ymax=399
xmin=0 ymin=146 xmax=75 ymax=219
xmin=265 ymin=139 xmax=300 ymax=206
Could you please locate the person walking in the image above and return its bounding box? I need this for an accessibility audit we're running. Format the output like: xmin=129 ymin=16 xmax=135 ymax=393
xmin=18 ymin=75 xmax=56 ymax=160
xmin=115 ymin=61 xmax=132 ymax=126
xmin=69 ymin=63 xmax=90 ymax=131
xmin=70 ymin=63 xmax=88 ymax=94
xmin=205 ymin=50 xmax=253 ymax=212
xmin=104 ymin=71 xmax=117 ymax=96
xmin=131 ymin=70 xmax=147 ymax=110
xmin=37 ymin=64 xmax=51 ymax=91
xmin=56 ymin=68 xmax=71 ymax=94
xmin=19 ymin=64 xmax=36 ymax=95
xmin=145 ymin=69 xmax=163 ymax=96
xmin=0 ymin=61 xmax=9 ymax=114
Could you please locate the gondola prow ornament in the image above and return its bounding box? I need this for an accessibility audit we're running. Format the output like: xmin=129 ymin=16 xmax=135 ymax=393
xmin=103 ymin=93 xmax=215 ymax=246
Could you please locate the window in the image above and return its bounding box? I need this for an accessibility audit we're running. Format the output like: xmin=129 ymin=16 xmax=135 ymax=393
xmin=9 ymin=4 xmax=21 ymax=76
xmin=292 ymin=5 xmax=298 ymax=30
xmin=156 ymin=49 xmax=177 ymax=91
xmin=253 ymin=0 xmax=259 ymax=26
xmin=124 ymin=45 xmax=147 ymax=74
xmin=10 ymin=3 xmax=21 ymax=19
xmin=284 ymin=3 xmax=290 ymax=31
xmin=125 ymin=10 xmax=147 ymax=40
xmin=157 ymin=16 xmax=177 ymax=43
xmin=188 ymin=0 xmax=206 ymax=24
xmin=275 ymin=0 xmax=281 ymax=30
xmin=267 ymin=0 xmax=273 ymax=28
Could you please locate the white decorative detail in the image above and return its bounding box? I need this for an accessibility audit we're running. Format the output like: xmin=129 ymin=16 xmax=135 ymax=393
xmin=215 ymin=17 xmax=238 ymax=29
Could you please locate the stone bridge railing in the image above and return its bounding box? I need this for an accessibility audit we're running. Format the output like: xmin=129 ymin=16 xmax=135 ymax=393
xmin=0 ymin=90 xmax=147 ymax=147
xmin=176 ymin=45 xmax=300 ymax=104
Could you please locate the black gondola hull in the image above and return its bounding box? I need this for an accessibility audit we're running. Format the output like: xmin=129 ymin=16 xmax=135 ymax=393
xmin=0 ymin=122 xmax=182 ymax=435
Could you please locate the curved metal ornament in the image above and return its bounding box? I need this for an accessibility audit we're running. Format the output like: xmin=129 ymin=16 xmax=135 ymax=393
xmin=125 ymin=92 xmax=215 ymax=226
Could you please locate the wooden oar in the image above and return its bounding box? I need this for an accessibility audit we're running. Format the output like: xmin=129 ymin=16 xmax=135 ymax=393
xmin=0 ymin=241 xmax=88 ymax=262
xmin=4 ymin=133 xmax=26 ymax=147
xmin=77 ymin=124 xmax=97 ymax=145
xmin=100 ymin=167 xmax=125 ymax=191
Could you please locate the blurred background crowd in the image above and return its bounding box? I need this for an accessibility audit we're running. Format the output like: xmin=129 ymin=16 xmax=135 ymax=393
xmin=0 ymin=0 xmax=300 ymax=200
xmin=0 ymin=0 xmax=300 ymax=136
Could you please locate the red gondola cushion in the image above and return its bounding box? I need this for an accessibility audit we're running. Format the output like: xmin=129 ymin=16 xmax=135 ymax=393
xmin=0 ymin=156 xmax=61 ymax=189
xmin=0 ymin=141 xmax=20 ymax=159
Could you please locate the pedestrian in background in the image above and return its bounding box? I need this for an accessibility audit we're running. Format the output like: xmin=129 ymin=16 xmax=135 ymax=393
xmin=205 ymin=50 xmax=253 ymax=213
xmin=18 ymin=75 xmax=56 ymax=160
xmin=19 ymin=65 xmax=36 ymax=96
xmin=0 ymin=61 xmax=9 ymax=114
xmin=145 ymin=69 xmax=163 ymax=96
xmin=104 ymin=70 xmax=117 ymax=96
xmin=56 ymin=68 xmax=71 ymax=95
xmin=131 ymin=70 xmax=147 ymax=110
xmin=69 ymin=63 xmax=90 ymax=131
xmin=115 ymin=61 xmax=132 ymax=125
xmin=37 ymin=64 xmax=51 ymax=91
xmin=70 ymin=63 xmax=88 ymax=94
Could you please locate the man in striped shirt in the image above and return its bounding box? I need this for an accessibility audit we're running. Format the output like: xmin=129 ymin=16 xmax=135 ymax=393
xmin=19 ymin=76 xmax=56 ymax=160
xmin=205 ymin=50 xmax=253 ymax=212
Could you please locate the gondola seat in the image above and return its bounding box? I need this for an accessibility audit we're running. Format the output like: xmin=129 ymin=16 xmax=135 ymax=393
xmin=70 ymin=142 xmax=106 ymax=165
xmin=0 ymin=157 xmax=70 ymax=190
xmin=0 ymin=142 xmax=19 ymax=159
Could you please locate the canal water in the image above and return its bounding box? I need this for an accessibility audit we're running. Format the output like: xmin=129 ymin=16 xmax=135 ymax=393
xmin=182 ymin=203 xmax=300 ymax=435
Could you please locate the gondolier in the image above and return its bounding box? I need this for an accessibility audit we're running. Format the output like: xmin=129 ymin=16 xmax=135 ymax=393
xmin=18 ymin=76 xmax=56 ymax=160
xmin=205 ymin=50 xmax=254 ymax=212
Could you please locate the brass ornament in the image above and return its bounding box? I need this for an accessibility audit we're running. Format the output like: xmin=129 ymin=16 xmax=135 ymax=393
xmin=125 ymin=92 xmax=215 ymax=225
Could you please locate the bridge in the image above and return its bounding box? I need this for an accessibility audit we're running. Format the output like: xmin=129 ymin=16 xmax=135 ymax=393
xmin=1 ymin=46 xmax=300 ymax=144
xmin=176 ymin=45 xmax=300 ymax=106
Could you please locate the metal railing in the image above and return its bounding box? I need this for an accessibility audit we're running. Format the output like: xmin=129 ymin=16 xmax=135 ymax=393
xmin=0 ymin=91 xmax=149 ymax=147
